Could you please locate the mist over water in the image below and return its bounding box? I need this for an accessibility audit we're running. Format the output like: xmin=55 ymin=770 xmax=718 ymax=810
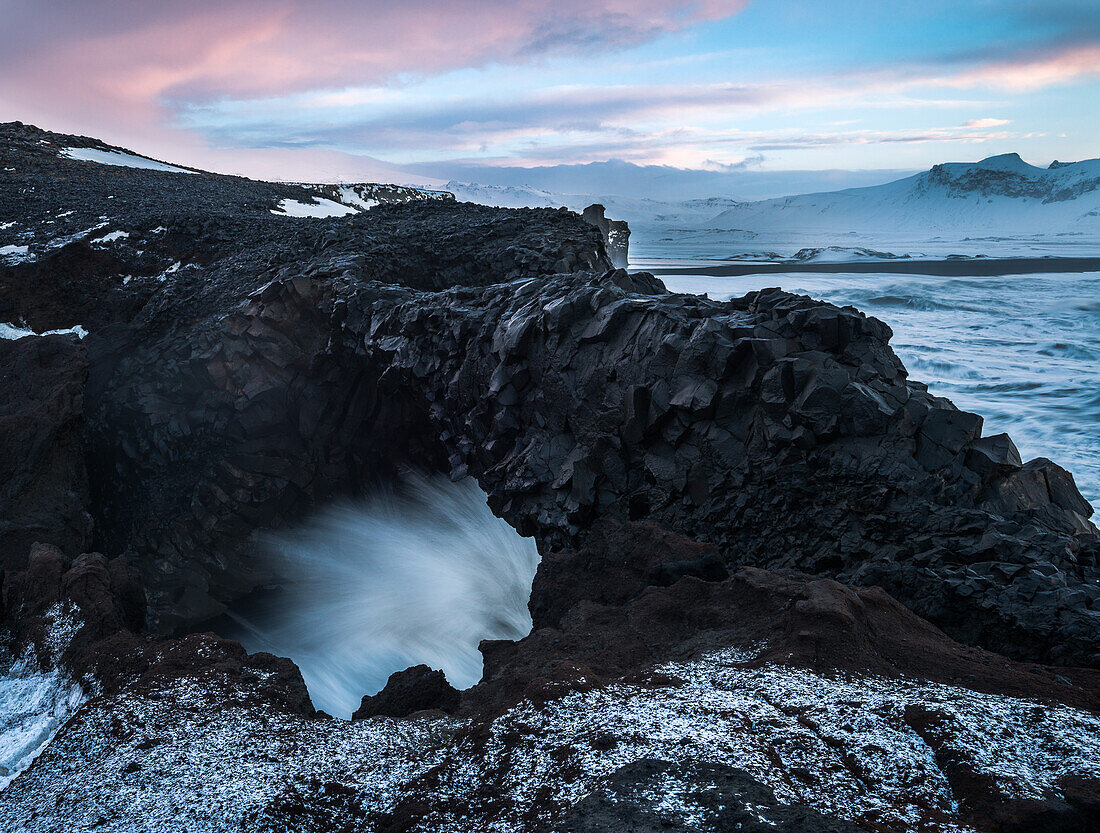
xmin=224 ymin=475 xmax=540 ymax=718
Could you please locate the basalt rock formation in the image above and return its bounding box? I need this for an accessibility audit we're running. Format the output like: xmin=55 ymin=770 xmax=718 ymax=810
xmin=0 ymin=334 xmax=92 ymax=567
xmin=2 ymin=123 xmax=1100 ymax=832
xmin=15 ymin=224 xmax=1094 ymax=661
xmin=582 ymin=203 xmax=630 ymax=268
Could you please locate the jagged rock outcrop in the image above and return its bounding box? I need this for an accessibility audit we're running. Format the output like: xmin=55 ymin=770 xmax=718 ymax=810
xmin=345 ymin=273 xmax=1097 ymax=667
xmin=582 ymin=203 xmax=630 ymax=268
xmin=5 ymin=165 xmax=1095 ymax=660
xmin=354 ymin=665 xmax=460 ymax=719
xmin=0 ymin=334 xmax=92 ymax=567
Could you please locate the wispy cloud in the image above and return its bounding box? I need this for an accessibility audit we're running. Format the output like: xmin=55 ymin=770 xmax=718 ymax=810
xmin=928 ymin=44 xmax=1100 ymax=92
xmin=0 ymin=1 xmax=746 ymax=136
xmin=170 ymin=50 xmax=1067 ymax=167
xmin=0 ymin=0 xmax=1096 ymax=173
xmin=963 ymin=118 xmax=1011 ymax=128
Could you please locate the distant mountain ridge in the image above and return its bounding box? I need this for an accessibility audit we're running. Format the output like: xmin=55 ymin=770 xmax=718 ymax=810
xmin=710 ymin=153 xmax=1100 ymax=234
xmin=921 ymin=153 xmax=1100 ymax=203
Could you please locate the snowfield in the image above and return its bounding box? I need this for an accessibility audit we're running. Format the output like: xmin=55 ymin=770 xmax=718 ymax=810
xmin=60 ymin=147 xmax=199 ymax=175
xmin=709 ymin=154 xmax=1100 ymax=235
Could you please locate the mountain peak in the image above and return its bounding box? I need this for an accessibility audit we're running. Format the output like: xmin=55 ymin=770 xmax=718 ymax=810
xmin=974 ymin=152 xmax=1036 ymax=174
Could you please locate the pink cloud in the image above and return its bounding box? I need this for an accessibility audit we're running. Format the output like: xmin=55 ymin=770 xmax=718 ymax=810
xmin=930 ymin=44 xmax=1100 ymax=92
xmin=0 ymin=0 xmax=747 ymax=145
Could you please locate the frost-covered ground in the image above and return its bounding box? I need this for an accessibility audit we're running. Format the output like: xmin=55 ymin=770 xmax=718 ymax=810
xmin=4 ymin=646 xmax=1098 ymax=832
xmin=0 ymin=675 xmax=460 ymax=832
xmin=420 ymin=649 xmax=1100 ymax=832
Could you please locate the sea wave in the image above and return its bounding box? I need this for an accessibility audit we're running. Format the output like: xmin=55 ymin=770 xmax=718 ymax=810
xmin=216 ymin=473 xmax=540 ymax=717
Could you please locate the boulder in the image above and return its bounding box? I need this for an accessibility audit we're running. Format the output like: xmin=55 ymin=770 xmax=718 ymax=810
xmin=353 ymin=665 xmax=460 ymax=719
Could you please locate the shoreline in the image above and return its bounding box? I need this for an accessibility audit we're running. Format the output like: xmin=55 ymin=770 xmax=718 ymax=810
xmin=647 ymin=255 xmax=1100 ymax=278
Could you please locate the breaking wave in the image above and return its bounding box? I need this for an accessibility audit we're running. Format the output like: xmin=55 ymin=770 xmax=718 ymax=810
xmin=223 ymin=474 xmax=540 ymax=718
xmin=0 ymin=649 xmax=84 ymax=792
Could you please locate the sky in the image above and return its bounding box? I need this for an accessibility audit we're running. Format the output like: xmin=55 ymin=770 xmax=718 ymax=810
xmin=1 ymin=0 xmax=1098 ymax=185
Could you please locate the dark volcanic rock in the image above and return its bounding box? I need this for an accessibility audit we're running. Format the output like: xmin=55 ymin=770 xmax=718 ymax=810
xmin=553 ymin=759 xmax=865 ymax=833
xmin=353 ymin=665 xmax=461 ymax=719
xmin=582 ymin=203 xmax=630 ymax=269
xmin=343 ymin=274 xmax=1098 ymax=667
xmin=5 ymin=143 xmax=1090 ymax=662
xmin=0 ymin=333 xmax=92 ymax=568
xmin=0 ymin=539 xmax=312 ymax=714
xmin=469 ymin=520 xmax=1100 ymax=716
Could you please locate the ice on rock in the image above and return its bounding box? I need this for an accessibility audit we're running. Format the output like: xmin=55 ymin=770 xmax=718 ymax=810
xmin=1 ymin=604 xmax=86 ymax=793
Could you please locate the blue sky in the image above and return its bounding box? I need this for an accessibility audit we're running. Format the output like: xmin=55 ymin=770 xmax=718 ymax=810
xmin=1 ymin=0 xmax=1097 ymax=180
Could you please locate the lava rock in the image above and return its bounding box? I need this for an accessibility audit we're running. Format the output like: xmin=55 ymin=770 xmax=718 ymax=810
xmin=0 ymin=333 xmax=92 ymax=569
xmin=552 ymin=758 xmax=865 ymax=833
xmin=353 ymin=665 xmax=460 ymax=719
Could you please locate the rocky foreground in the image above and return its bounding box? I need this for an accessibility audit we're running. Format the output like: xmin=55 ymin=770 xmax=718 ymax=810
xmin=2 ymin=122 xmax=1099 ymax=832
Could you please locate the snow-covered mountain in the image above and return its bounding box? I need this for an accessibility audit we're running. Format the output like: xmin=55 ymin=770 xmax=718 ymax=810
xmin=710 ymin=154 xmax=1100 ymax=234
xmin=445 ymin=181 xmax=741 ymax=227
xmin=445 ymin=181 xmax=563 ymax=209
xmin=426 ymin=160 xmax=916 ymax=202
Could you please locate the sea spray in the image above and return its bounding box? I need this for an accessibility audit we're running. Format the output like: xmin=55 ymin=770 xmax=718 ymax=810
xmin=224 ymin=474 xmax=540 ymax=717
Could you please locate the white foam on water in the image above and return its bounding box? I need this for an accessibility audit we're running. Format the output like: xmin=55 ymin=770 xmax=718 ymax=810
xmin=224 ymin=474 xmax=540 ymax=717
xmin=0 ymin=651 xmax=85 ymax=792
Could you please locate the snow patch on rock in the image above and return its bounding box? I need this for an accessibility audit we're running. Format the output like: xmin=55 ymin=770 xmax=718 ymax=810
xmin=0 ymin=244 xmax=32 ymax=264
xmin=93 ymin=230 xmax=129 ymax=244
xmin=0 ymin=323 xmax=88 ymax=340
xmin=271 ymin=197 xmax=358 ymax=218
xmin=60 ymin=147 xmax=199 ymax=175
